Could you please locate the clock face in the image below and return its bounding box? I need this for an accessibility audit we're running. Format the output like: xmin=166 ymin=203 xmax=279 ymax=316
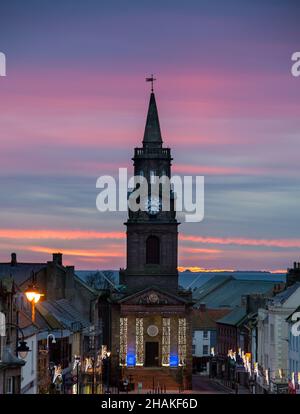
xmin=144 ymin=196 xmax=161 ymax=215
xmin=147 ymin=325 xmax=159 ymax=337
xmin=148 ymin=293 xmax=159 ymax=303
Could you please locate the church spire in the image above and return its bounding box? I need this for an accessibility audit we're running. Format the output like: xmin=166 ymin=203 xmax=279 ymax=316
xmin=143 ymin=77 xmax=163 ymax=148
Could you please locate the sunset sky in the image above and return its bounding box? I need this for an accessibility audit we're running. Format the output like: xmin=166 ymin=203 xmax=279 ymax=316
xmin=0 ymin=0 xmax=299 ymax=271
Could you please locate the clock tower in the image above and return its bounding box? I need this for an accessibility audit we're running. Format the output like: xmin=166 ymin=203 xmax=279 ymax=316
xmin=102 ymin=84 xmax=193 ymax=391
xmin=120 ymin=90 xmax=179 ymax=292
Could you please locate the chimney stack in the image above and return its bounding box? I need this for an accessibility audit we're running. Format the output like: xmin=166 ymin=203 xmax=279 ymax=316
xmin=199 ymin=303 xmax=206 ymax=312
xmin=52 ymin=253 xmax=63 ymax=266
xmin=11 ymin=252 xmax=17 ymax=266
xmin=287 ymin=260 xmax=300 ymax=287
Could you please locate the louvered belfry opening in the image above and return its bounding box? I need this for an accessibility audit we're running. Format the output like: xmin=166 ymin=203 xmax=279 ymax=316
xmin=146 ymin=235 xmax=160 ymax=264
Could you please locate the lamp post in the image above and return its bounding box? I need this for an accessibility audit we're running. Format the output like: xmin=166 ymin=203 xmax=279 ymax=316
xmin=74 ymin=355 xmax=81 ymax=395
xmin=103 ymin=351 xmax=111 ymax=394
xmin=46 ymin=333 xmax=57 ymax=391
xmin=25 ymin=283 xmax=43 ymax=322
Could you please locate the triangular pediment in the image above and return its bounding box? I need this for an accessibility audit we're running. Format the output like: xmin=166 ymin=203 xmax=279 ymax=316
xmin=118 ymin=286 xmax=188 ymax=306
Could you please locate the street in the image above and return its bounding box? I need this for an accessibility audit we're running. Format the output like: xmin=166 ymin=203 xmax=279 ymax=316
xmin=191 ymin=375 xmax=228 ymax=394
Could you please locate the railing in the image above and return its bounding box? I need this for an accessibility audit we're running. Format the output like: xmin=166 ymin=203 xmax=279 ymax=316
xmin=134 ymin=147 xmax=171 ymax=157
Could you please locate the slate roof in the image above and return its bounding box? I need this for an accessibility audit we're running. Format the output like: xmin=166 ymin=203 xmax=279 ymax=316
xmin=37 ymin=299 xmax=91 ymax=334
xmin=192 ymin=275 xmax=233 ymax=301
xmin=0 ymin=262 xmax=46 ymax=286
xmin=216 ymin=306 xmax=248 ymax=326
xmin=192 ymin=308 xmax=231 ymax=330
xmin=18 ymin=310 xmax=42 ymax=337
xmin=74 ymin=274 xmax=97 ymax=295
xmin=193 ymin=276 xmax=276 ymax=309
xmin=270 ymin=282 xmax=300 ymax=305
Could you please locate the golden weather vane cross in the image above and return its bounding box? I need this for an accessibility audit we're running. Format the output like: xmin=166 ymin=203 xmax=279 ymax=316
xmin=146 ymin=74 xmax=156 ymax=92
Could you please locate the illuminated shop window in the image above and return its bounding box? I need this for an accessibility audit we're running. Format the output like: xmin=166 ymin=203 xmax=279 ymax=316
xmin=120 ymin=317 xmax=128 ymax=366
xmin=136 ymin=318 xmax=144 ymax=366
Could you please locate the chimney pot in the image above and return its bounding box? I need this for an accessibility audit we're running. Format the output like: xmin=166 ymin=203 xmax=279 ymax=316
xmin=11 ymin=252 xmax=17 ymax=266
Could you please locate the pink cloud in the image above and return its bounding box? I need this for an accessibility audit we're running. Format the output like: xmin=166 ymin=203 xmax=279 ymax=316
xmin=0 ymin=228 xmax=299 ymax=250
xmin=180 ymin=234 xmax=300 ymax=249
xmin=0 ymin=229 xmax=125 ymax=240
xmin=173 ymin=164 xmax=268 ymax=176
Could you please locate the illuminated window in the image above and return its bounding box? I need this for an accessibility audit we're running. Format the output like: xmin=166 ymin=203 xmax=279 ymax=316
xmin=178 ymin=318 xmax=187 ymax=366
xmin=136 ymin=318 xmax=144 ymax=366
xmin=119 ymin=317 xmax=128 ymax=366
xmin=162 ymin=318 xmax=170 ymax=366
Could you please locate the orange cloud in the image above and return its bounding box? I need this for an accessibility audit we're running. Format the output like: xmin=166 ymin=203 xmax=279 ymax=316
xmin=28 ymin=246 xmax=123 ymax=258
xmin=181 ymin=247 xmax=222 ymax=254
xmin=178 ymin=266 xmax=234 ymax=272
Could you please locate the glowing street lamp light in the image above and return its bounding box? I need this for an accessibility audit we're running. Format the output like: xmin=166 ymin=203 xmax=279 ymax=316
xmin=25 ymin=283 xmax=44 ymax=322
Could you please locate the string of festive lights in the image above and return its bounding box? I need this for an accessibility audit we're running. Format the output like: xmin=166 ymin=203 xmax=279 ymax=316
xmin=135 ymin=318 xmax=144 ymax=366
xmin=119 ymin=317 xmax=128 ymax=366
xmin=162 ymin=318 xmax=171 ymax=366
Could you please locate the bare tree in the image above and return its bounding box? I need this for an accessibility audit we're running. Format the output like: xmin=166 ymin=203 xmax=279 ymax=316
xmin=85 ymin=271 xmax=117 ymax=290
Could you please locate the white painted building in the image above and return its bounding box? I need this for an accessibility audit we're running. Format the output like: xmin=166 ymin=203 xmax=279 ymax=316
xmin=256 ymin=283 xmax=300 ymax=392
xmin=287 ymin=306 xmax=300 ymax=392
xmin=192 ymin=329 xmax=211 ymax=358
xmin=21 ymin=333 xmax=38 ymax=394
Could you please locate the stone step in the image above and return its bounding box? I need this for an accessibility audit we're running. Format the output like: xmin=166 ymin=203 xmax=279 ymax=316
xmin=123 ymin=368 xmax=180 ymax=390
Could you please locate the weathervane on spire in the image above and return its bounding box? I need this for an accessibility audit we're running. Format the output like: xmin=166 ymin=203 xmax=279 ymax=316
xmin=146 ymin=74 xmax=156 ymax=92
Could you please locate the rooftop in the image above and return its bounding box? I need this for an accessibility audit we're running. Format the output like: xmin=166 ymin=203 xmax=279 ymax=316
xmin=192 ymin=308 xmax=231 ymax=330
xmin=193 ymin=275 xmax=278 ymax=309
xmin=216 ymin=306 xmax=248 ymax=326
xmin=37 ymin=298 xmax=92 ymax=334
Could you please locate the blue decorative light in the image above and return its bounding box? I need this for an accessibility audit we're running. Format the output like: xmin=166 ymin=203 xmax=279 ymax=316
xmin=126 ymin=354 xmax=136 ymax=367
xmin=170 ymin=355 xmax=178 ymax=367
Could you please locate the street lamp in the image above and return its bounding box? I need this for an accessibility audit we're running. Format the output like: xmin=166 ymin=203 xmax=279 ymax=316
xmin=17 ymin=341 xmax=30 ymax=359
xmin=25 ymin=283 xmax=44 ymax=322
xmin=47 ymin=333 xmax=56 ymax=349
xmin=5 ymin=323 xmax=31 ymax=360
